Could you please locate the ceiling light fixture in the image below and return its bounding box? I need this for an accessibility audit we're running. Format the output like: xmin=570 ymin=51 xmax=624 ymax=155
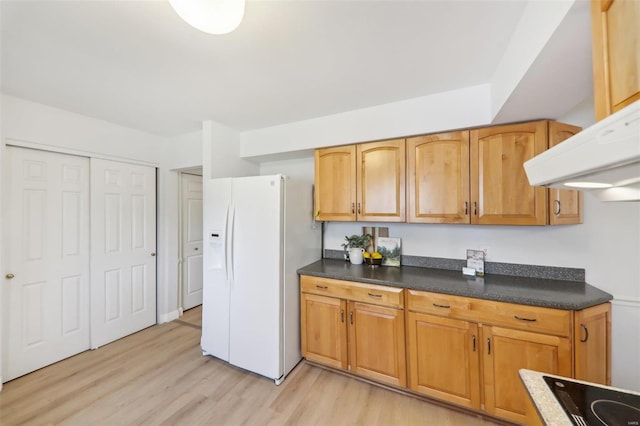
xmin=169 ymin=0 xmax=245 ymax=35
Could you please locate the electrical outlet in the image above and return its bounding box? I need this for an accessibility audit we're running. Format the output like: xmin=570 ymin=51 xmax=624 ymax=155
xmin=480 ymin=245 xmax=490 ymax=260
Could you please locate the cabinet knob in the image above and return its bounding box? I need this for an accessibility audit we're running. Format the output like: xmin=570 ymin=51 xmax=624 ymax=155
xmin=5 ymin=273 xmax=15 ymax=279
xmin=151 ymin=252 xmax=156 ymax=257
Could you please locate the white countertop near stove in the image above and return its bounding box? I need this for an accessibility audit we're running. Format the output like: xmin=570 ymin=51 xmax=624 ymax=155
xmin=519 ymin=369 xmax=640 ymax=426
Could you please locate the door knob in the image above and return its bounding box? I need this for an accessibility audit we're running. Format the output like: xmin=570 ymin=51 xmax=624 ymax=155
xmin=150 ymin=252 xmax=156 ymax=257
xmin=6 ymin=273 xmax=15 ymax=279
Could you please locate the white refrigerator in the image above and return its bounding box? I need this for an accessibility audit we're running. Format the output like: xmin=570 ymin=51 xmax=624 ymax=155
xmin=201 ymin=174 xmax=320 ymax=384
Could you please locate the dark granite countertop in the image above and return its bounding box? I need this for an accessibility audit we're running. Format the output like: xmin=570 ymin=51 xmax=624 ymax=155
xmin=297 ymin=259 xmax=613 ymax=310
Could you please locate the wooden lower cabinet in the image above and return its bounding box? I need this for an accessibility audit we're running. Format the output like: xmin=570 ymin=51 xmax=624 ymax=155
xmin=300 ymin=277 xmax=406 ymax=387
xmin=300 ymin=293 xmax=348 ymax=369
xmin=574 ymin=302 xmax=611 ymax=385
xmin=348 ymin=301 xmax=406 ymax=387
xmin=407 ymin=312 xmax=480 ymax=409
xmin=482 ymin=326 xmax=572 ymax=424
xmin=301 ymin=277 xmax=610 ymax=424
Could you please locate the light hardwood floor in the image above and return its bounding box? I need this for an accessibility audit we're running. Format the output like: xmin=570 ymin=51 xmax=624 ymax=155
xmin=0 ymin=307 xmax=499 ymax=425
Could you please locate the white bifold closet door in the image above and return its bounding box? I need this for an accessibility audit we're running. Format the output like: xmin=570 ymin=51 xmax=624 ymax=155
xmin=90 ymin=158 xmax=156 ymax=348
xmin=3 ymin=147 xmax=90 ymax=381
xmin=3 ymin=149 xmax=157 ymax=381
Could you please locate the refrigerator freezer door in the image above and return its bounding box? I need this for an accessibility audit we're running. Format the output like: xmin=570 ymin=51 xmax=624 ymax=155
xmin=201 ymin=178 xmax=232 ymax=361
xmin=228 ymin=175 xmax=284 ymax=380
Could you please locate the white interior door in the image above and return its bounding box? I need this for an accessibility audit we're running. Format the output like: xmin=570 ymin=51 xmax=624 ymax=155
xmin=181 ymin=173 xmax=203 ymax=310
xmin=3 ymin=147 xmax=90 ymax=381
xmin=90 ymin=158 xmax=156 ymax=348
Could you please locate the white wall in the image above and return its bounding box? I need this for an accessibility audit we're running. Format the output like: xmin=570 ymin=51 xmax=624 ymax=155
xmin=490 ymin=0 xmax=574 ymax=118
xmin=250 ymin=98 xmax=640 ymax=391
xmin=204 ymin=120 xmax=258 ymax=179
xmin=160 ymin=129 xmax=204 ymax=321
xmin=241 ymin=84 xmax=492 ymax=160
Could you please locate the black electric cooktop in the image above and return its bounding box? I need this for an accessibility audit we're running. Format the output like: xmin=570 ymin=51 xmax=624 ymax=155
xmin=543 ymin=376 xmax=640 ymax=426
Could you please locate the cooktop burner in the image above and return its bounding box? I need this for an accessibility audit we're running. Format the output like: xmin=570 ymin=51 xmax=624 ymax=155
xmin=543 ymin=376 xmax=640 ymax=426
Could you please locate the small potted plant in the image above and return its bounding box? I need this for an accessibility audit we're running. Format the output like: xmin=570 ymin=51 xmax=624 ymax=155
xmin=342 ymin=234 xmax=372 ymax=265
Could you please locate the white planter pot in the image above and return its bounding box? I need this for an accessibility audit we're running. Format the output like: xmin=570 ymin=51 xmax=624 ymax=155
xmin=348 ymin=248 xmax=364 ymax=265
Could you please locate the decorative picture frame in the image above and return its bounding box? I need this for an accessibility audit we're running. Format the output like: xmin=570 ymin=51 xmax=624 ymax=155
xmin=466 ymin=249 xmax=485 ymax=276
xmin=377 ymin=237 xmax=401 ymax=267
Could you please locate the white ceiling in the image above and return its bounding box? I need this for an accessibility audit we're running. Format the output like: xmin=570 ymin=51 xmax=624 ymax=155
xmin=1 ymin=0 xmax=591 ymax=138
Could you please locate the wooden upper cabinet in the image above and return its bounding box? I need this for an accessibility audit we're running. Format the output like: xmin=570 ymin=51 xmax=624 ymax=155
xmin=407 ymin=132 xmax=470 ymax=224
xmin=470 ymin=121 xmax=548 ymax=225
xmin=314 ymin=145 xmax=357 ymax=221
xmin=356 ymin=139 xmax=406 ymax=222
xmin=591 ymin=0 xmax=640 ymax=121
xmin=548 ymin=122 xmax=583 ymax=225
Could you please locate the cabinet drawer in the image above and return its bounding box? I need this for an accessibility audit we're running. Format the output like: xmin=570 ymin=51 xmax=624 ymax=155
xmin=472 ymin=299 xmax=571 ymax=337
xmin=300 ymin=275 xmax=404 ymax=308
xmin=407 ymin=290 xmax=472 ymax=317
xmin=407 ymin=289 xmax=571 ymax=337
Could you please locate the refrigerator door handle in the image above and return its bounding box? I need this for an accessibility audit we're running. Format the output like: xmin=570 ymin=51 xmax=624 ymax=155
xmin=229 ymin=204 xmax=236 ymax=285
xmin=224 ymin=203 xmax=230 ymax=283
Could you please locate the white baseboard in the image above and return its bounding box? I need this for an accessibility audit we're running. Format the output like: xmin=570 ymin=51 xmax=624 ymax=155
xmin=158 ymin=310 xmax=180 ymax=324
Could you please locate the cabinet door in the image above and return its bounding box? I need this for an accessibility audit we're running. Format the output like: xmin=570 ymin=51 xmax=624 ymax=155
xmin=407 ymin=132 xmax=470 ymax=224
xmin=591 ymin=0 xmax=640 ymax=120
xmin=470 ymin=121 xmax=548 ymax=225
xmin=482 ymin=326 xmax=571 ymax=424
xmin=301 ymin=293 xmax=348 ymax=369
xmin=356 ymin=139 xmax=406 ymax=222
xmin=574 ymin=303 xmax=611 ymax=385
xmin=407 ymin=312 xmax=480 ymax=409
xmin=548 ymin=122 xmax=583 ymax=225
xmin=314 ymin=145 xmax=356 ymax=221
xmin=348 ymin=301 xmax=406 ymax=387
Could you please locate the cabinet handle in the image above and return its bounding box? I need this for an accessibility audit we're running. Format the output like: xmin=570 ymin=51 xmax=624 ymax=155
xmin=580 ymin=324 xmax=589 ymax=342
xmin=357 ymin=203 xmax=361 ymax=214
xmin=473 ymin=202 xmax=478 ymax=216
xmin=514 ymin=315 xmax=537 ymax=322
xmin=432 ymin=303 xmax=451 ymax=309
xmin=341 ymin=309 xmax=345 ymax=323
xmin=472 ymin=334 xmax=476 ymax=352
xmin=367 ymin=293 xmax=382 ymax=299
xmin=316 ymin=285 xmax=328 ymax=290
xmin=351 ymin=203 xmax=355 ymax=214
xmin=487 ymin=338 xmax=491 ymax=355
xmin=350 ymin=311 xmax=354 ymax=325
xmin=554 ymin=200 xmax=561 ymax=215
xmin=464 ymin=201 xmax=468 ymax=215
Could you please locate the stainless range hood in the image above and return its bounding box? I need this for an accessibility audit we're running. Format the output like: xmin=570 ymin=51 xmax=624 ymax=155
xmin=524 ymin=100 xmax=640 ymax=202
